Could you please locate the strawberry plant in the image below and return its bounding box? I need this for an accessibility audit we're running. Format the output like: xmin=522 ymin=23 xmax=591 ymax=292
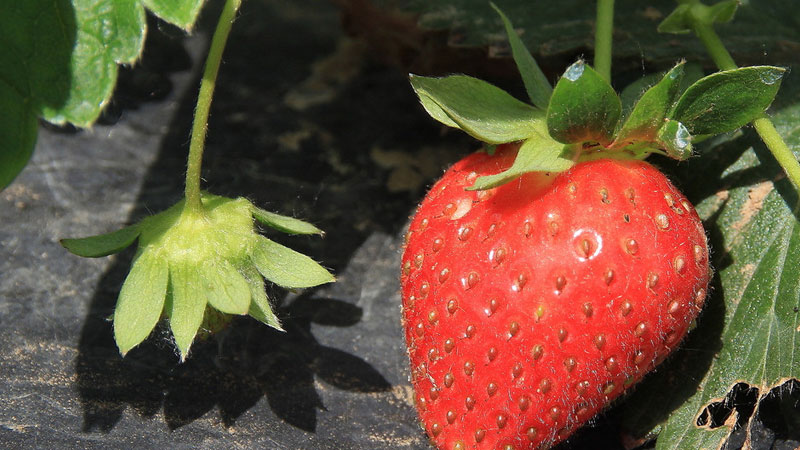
xmin=2 ymin=0 xmax=800 ymax=448
xmin=401 ymin=0 xmax=799 ymax=448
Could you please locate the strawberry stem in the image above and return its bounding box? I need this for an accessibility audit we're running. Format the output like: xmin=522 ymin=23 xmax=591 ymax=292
xmin=185 ymin=0 xmax=242 ymax=212
xmin=686 ymin=8 xmax=800 ymax=192
xmin=594 ymin=0 xmax=615 ymax=83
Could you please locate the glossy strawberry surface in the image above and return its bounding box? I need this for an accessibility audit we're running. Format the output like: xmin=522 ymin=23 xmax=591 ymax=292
xmin=401 ymin=145 xmax=710 ymax=449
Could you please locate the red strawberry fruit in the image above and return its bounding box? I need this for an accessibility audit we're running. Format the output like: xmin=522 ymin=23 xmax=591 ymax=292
xmin=400 ymin=144 xmax=709 ymax=449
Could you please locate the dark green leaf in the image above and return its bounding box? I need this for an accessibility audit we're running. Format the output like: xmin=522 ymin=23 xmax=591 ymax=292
xmin=113 ymin=250 xmax=168 ymax=356
xmin=252 ymin=207 xmax=324 ymax=235
xmin=672 ymin=66 xmax=785 ymax=135
xmin=657 ymin=3 xmax=692 ymax=34
xmin=410 ymin=74 xmax=542 ymax=144
xmin=708 ymin=0 xmax=739 ymax=24
xmin=0 ymin=82 xmax=37 ymax=189
xmin=655 ymin=119 xmax=692 ymax=160
xmin=61 ymin=225 xmax=140 ymax=258
xmin=405 ymin=1 xmax=800 ymax=70
xmin=142 ymin=0 xmax=205 ymax=29
xmin=469 ymin=132 xmax=571 ymax=190
xmin=622 ymin=87 xmax=800 ymax=448
xmin=616 ymin=62 xmax=685 ymax=143
xmin=546 ymin=61 xmax=621 ymax=144
xmin=202 ymin=260 xmax=251 ymax=315
xmin=242 ymin=265 xmax=283 ymax=330
xmin=168 ymin=262 xmax=209 ymax=361
xmin=490 ymin=2 xmax=551 ymax=109
xmin=252 ymin=236 xmax=335 ymax=289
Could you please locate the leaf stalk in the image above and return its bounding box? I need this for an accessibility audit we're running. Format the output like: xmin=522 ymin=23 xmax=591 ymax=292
xmin=686 ymin=7 xmax=800 ymax=192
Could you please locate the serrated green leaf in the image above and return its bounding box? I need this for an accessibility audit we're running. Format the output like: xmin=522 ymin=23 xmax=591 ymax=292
xmin=616 ymin=62 xmax=685 ymax=144
xmin=707 ymin=0 xmax=739 ymax=24
xmin=490 ymin=2 xmax=551 ymax=109
xmin=655 ymin=119 xmax=692 ymax=160
xmin=0 ymin=0 xmax=203 ymax=190
xmin=142 ymin=0 xmax=205 ymax=29
xmin=406 ymin=0 xmax=800 ymax=68
xmin=410 ymin=74 xmax=542 ymax=144
xmin=0 ymin=81 xmax=37 ymax=189
xmin=657 ymin=1 xmax=739 ymax=35
xmin=673 ymin=66 xmax=785 ymax=135
xmin=252 ymin=207 xmax=324 ymax=235
xmin=61 ymin=224 xmax=141 ymax=258
xmin=168 ymin=262 xmax=209 ymax=360
xmin=113 ymin=250 xmax=168 ymax=356
xmin=547 ymin=61 xmax=621 ymax=145
xmin=622 ymin=88 xmax=800 ymax=449
xmin=242 ymin=265 xmax=282 ymax=330
xmin=251 ymin=236 xmax=335 ymax=289
xmin=202 ymin=260 xmax=251 ymax=315
xmin=469 ymin=132 xmax=571 ymax=190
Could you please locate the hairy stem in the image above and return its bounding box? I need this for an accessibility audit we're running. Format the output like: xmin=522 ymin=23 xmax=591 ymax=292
xmin=185 ymin=0 xmax=242 ymax=212
xmin=594 ymin=0 xmax=615 ymax=83
xmin=689 ymin=16 xmax=800 ymax=192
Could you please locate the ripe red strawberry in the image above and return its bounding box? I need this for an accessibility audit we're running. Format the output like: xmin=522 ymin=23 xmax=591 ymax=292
xmin=400 ymin=144 xmax=710 ymax=449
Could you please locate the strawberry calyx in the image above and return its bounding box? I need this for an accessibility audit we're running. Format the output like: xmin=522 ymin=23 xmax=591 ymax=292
xmin=61 ymin=192 xmax=334 ymax=361
xmin=410 ymin=4 xmax=786 ymax=191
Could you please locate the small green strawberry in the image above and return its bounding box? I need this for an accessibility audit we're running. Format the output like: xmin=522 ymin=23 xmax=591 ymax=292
xmin=62 ymin=192 xmax=334 ymax=360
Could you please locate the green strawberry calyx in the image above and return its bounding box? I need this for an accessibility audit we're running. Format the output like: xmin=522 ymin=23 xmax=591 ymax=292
xmin=61 ymin=192 xmax=334 ymax=361
xmin=409 ymin=2 xmax=785 ymax=190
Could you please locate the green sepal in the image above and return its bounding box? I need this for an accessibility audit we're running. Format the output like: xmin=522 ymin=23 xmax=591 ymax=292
xmin=61 ymin=224 xmax=141 ymax=258
xmin=242 ymin=265 xmax=283 ymax=330
xmin=469 ymin=132 xmax=571 ymax=190
xmin=658 ymin=0 xmax=739 ymax=34
xmin=656 ymin=119 xmax=693 ymax=160
xmin=490 ymin=2 xmax=551 ymax=109
xmin=113 ymin=249 xmax=169 ymax=356
xmin=251 ymin=236 xmax=335 ymax=289
xmin=168 ymin=262 xmax=209 ymax=361
xmin=615 ymin=62 xmax=685 ymax=144
xmin=252 ymin=206 xmax=324 ymax=236
xmin=410 ymin=74 xmax=542 ymax=144
xmin=201 ymin=260 xmax=251 ymax=315
xmin=672 ymin=66 xmax=785 ymax=135
xmin=547 ymin=61 xmax=621 ymax=145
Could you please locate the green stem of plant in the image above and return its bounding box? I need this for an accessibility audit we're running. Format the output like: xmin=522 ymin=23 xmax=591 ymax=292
xmin=690 ymin=19 xmax=800 ymax=191
xmin=692 ymin=22 xmax=736 ymax=71
xmin=184 ymin=0 xmax=242 ymax=212
xmin=594 ymin=0 xmax=615 ymax=83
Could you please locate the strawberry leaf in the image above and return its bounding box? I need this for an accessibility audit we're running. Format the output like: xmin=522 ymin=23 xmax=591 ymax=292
xmin=251 ymin=236 xmax=335 ymax=289
xmin=469 ymin=130 xmax=571 ymax=190
xmin=168 ymin=262 xmax=209 ymax=360
xmin=252 ymin=207 xmax=324 ymax=235
xmin=60 ymin=224 xmax=141 ymax=258
xmin=547 ymin=61 xmax=621 ymax=145
xmin=409 ymin=74 xmax=543 ymax=144
xmin=622 ymin=85 xmax=800 ymax=449
xmin=0 ymin=0 xmax=203 ymax=190
xmin=113 ymin=250 xmax=169 ymax=356
xmin=659 ymin=0 xmax=739 ymax=34
xmin=672 ymin=66 xmax=786 ymax=135
xmin=201 ymin=260 xmax=251 ymax=315
xmin=615 ymin=62 xmax=685 ymax=144
xmin=490 ymin=2 xmax=552 ymax=109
